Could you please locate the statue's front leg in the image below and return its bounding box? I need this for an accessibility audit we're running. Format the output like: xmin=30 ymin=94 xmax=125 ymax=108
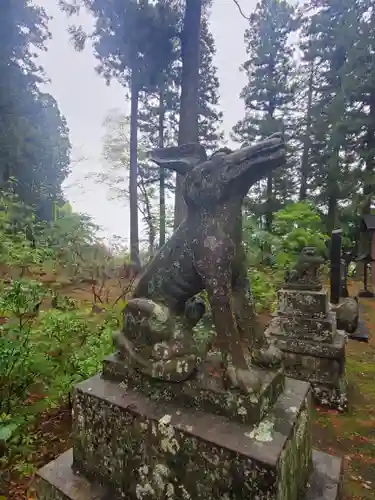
xmin=196 ymin=247 xmax=267 ymax=393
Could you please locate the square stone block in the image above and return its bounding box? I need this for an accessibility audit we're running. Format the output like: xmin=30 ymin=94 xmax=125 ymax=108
xmin=282 ymin=353 xmax=345 ymax=385
xmin=34 ymin=449 xmax=343 ymax=500
xmin=273 ymin=331 xmax=346 ymax=360
xmin=277 ymin=289 xmax=329 ymax=318
xmin=102 ymin=353 xmax=284 ymax=427
xmin=71 ymin=375 xmax=312 ymax=500
xmin=267 ymin=312 xmax=336 ymax=343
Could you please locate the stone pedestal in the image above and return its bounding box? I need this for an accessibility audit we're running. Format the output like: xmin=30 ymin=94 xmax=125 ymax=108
xmin=266 ymin=288 xmax=348 ymax=411
xmin=34 ymin=352 xmax=343 ymax=500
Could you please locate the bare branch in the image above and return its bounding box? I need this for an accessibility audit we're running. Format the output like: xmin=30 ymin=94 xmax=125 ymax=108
xmin=231 ymin=0 xmax=250 ymax=20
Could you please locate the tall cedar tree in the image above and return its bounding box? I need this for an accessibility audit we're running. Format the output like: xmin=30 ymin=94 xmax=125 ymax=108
xmin=60 ymin=0 xmax=180 ymax=263
xmin=0 ymin=2 xmax=71 ymax=220
xmin=232 ymin=0 xmax=296 ymax=231
xmin=138 ymin=10 xmax=223 ymax=245
xmin=174 ymin=0 xmax=202 ymax=228
xmin=300 ymin=0 xmax=368 ymax=234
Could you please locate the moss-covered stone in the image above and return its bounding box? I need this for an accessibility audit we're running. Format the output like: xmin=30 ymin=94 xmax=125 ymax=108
xmin=34 ymin=448 xmax=343 ymax=500
xmin=269 ymin=286 xmax=347 ymax=412
xmin=277 ymin=289 xmax=328 ymax=318
xmin=274 ymin=330 xmax=346 ymax=359
xmin=102 ymin=352 xmax=285 ymax=426
xmin=71 ymin=375 xmax=312 ymax=500
xmin=269 ymin=312 xmax=336 ymax=343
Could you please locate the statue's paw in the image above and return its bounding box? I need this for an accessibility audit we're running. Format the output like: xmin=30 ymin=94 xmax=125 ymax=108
xmin=251 ymin=343 xmax=283 ymax=368
xmin=151 ymin=354 xmax=197 ymax=382
xmin=152 ymin=340 xmax=196 ymax=361
xmin=226 ymin=366 xmax=262 ymax=394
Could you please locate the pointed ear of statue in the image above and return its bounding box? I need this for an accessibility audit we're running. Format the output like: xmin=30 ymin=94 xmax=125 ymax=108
xmin=148 ymin=143 xmax=207 ymax=176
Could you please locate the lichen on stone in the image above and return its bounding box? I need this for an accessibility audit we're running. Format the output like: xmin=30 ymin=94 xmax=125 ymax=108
xmin=245 ymin=417 xmax=275 ymax=442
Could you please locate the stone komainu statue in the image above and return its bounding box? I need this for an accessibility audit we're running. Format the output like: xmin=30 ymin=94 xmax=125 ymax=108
xmin=284 ymin=246 xmax=325 ymax=291
xmin=113 ymin=134 xmax=286 ymax=393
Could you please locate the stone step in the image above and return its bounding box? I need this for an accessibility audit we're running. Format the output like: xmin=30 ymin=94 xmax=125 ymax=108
xmin=34 ymin=448 xmax=343 ymax=500
xmin=69 ymin=375 xmax=312 ymax=500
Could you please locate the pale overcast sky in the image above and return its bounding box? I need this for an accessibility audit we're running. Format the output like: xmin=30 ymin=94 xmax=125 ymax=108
xmin=34 ymin=0 xmax=253 ymax=245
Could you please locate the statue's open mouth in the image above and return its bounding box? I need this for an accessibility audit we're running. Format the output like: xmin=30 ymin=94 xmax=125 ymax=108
xmin=221 ymin=133 xmax=286 ymax=185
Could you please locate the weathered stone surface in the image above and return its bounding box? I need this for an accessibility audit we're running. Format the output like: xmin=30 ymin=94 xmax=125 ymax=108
xmin=277 ymin=289 xmax=329 ymax=318
xmin=312 ymin=378 xmax=348 ymax=412
xmin=113 ymin=135 xmax=286 ymax=384
xmin=34 ymin=449 xmax=343 ymax=500
xmin=332 ymin=297 xmax=359 ymax=334
xmin=102 ymin=352 xmax=285 ymax=426
xmin=283 ymin=351 xmax=344 ymax=384
xmin=71 ymin=375 xmax=312 ymax=500
xmin=284 ymin=247 xmax=324 ymax=291
xmin=270 ymin=285 xmax=348 ymax=412
xmin=273 ymin=331 xmax=346 ymax=359
xmin=306 ymin=451 xmax=343 ymax=500
xmin=268 ymin=313 xmax=336 ymax=343
xmin=34 ymin=449 xmax=108 ymax=500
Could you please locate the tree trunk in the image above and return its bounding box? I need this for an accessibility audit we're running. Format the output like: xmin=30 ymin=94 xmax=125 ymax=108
xmin=129 ymin=70 xmax=140 ymax=265
xmin=326 ymin=147 xmax=340 ymax=234
xmin=327 ymin=194 xmax=338 ymax=235
xmin=174 ymin=0 xmax=202 ymax=229
xmin=299 ymin=61 xmax=314 ymax=201
xmin=357 ymin=91 xmax=375 ymax=276
xmin=159 ymin=86 xmax=166 ymax=247
xmin=265 ymin=175 xmax=273 ymax=232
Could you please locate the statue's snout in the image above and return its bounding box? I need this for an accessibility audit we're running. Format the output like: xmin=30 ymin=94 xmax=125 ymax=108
xmin=221 ymin=133 xmax=286 ymax=186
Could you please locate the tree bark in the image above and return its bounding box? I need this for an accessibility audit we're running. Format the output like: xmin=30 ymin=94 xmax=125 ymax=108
xmin=357 ymin=91 xmax=375 ymax=276
xmin=299 ymin=61 xmax=314 ymax=201
xmin=159 ymin=85 xmax=166 ymax=247
xmin=129 ymin=70 xmax=140 ymax=265
xmin=265 ymin=175 xmax=273 ymax=232
xmin=174 ymin=0 xmax=202 ymax=229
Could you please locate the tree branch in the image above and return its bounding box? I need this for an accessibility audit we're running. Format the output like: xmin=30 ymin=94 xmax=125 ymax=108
xmin=231 ymin=0 xmax=250 ymax=20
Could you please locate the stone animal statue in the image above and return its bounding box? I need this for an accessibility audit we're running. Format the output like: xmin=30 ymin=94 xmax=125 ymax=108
xmin=113 ymin=134 xmax=286 ymax=393
xmin=284 ymin=246 xmax=325 ymax=290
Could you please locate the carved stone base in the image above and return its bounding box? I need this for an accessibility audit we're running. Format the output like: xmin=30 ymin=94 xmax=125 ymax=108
xmin=277 ymin=289 xmax=329 ymax=318
xmin=34 ymin=448 xmax=343 ymax=500
xmin=74 ymin=376 xmax=313 ymax=499
xmin=34 ymin=375 xmax=343 ymax=500
xmin=269 ymin=331 xmax=348 ymax=412
xmin=102 ymin=353 xmax=285 ymax=426
xmin=269 ymin=312 xmax=336 ymax=343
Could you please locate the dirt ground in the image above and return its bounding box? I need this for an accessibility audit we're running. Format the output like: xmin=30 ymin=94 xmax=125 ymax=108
xmin=2 ymin=281 xmax=375 ymax=499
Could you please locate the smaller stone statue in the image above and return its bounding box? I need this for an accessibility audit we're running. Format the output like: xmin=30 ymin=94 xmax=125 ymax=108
xmin=284 ymin=246 xmax=325 ymax=291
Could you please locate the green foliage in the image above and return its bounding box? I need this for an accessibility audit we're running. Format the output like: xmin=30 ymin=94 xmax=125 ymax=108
xmin=249 ymin=268 xmax=277 ymax=312
xmin=39 ymin=202 xmax=103 ymax=278
xmin=0 ymin=280 xmax=47 ymax=415
xmin=0 ymin=191 xmax=53 ymax=276
xmin=0 ymin=281 xmax=114 ymax=457
xmin=0 ymin=3 xmax=71 ymax=219
xmin=272 ymin=202 xmax=328 ymax=268
xmin=244 ymin=202 xmax=329 ymax=311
